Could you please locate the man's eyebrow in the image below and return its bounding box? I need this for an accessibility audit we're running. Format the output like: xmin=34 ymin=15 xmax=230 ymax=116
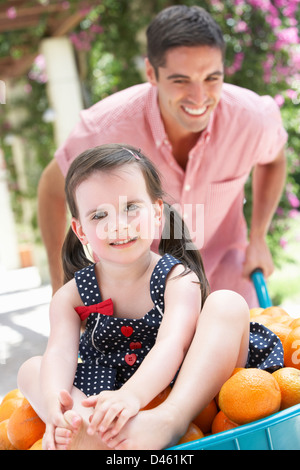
xmin=166 ymin=70 xmax=224 ymax=80
xmin=166 ymin=73 xmax=189 ymax=80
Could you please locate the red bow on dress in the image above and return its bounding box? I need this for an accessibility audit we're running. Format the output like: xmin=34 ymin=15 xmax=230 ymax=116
xmin=75 ymin=298 xmax=113 ymax=321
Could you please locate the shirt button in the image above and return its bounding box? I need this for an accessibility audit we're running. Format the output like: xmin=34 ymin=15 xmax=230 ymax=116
xmin=184 ymin=184 xmax=191 ymax=191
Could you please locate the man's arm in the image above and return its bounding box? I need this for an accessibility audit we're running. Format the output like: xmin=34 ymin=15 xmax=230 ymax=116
xmin=38 ymin=159 xmax=67 ymax=294
xmin=243 ymin=145 xmax=287 ymax=279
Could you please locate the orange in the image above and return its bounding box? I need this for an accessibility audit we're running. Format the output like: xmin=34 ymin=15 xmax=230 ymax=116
xmin=268 ymin=323 xmax=292 ymax=345
xmin=1 ymin=389 xmax=24 ymax=405
xmin=263 ymin=306 xmax=289 ymax=320
xmin=141 ymin=386 xmax=171 ymax=410
xmin=0 ymin=419 xmax=16 ymax=450
xmin=231 ymin=367 xmax=245 ymax=376
xmin=211 ymin=410 xmax=239 ymax=434
xmin=0 ymin=397 xmax=25 ymax=423
xmin=278 ymin=316 xmax=294 ymax=327
xmin=273 ymin=367 xmax=300 ymax=410
xmin=177 ymin=422 xmax=204 ymax=444
xmin=29 ymin=438 xmax=44 ymax=450
xmin=218 ymin=368 xmax=281 ymax=425
xmin=215 ymin=368 xmax=245 ymax=406
xmin=193 ymin=398 xmax=218 ymax=434
xmin=290 ymin=318 xmax=300 ymax=330
xmin=250 ymin=314 xmax=273 ymax=327
xmin=249 ymin=308 xmax=264 ymax=319
xmin=283 ymin=327 xmax=300 ymax=370
xmin=7 ymin=399 xmax=46 ymax=450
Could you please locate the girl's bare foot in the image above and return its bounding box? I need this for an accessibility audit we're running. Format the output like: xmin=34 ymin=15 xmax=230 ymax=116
xmin=101 ymin=403 xmax=187 ymax=450
xmin=56 ymin=410 xmax=111 ymax=450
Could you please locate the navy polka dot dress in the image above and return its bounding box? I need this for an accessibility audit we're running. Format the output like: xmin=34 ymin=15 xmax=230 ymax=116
xmin=73 ymin=254 xmax=283 ymax=397
xmin=73 ymin=254 xmax=182 ymax=396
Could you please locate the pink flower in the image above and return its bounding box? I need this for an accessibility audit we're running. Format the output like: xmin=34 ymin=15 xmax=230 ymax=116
xmin=235 ymin=21 xmax=248 ymax=33
xmin=274 ymin=94 xmax=285 ymax=107
xmin=247 ymin=0 xmax=272 ymax=12
xmin=6 ymin=7 xmax=17 ymax=19
xmin=226 ymin=52 xmax=244 ymax=76
xmin=275 ymin=27 xmax=299 ymax=49
xmin=286 ymin=89 xmax=298 ymax=100
xmin=289 ymin=209 xmax=300 ymax=219
xmin=279 ymin=237 xmax=288 ymax=249
xmin=276 ymin=207 xmax=284 ymax=216
xmin=287 ymin=192 xmax=300 ymax=208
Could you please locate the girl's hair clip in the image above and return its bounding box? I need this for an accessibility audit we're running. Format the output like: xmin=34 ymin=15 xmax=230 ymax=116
xmin=122 ymin=147 xmax=141 ymax=160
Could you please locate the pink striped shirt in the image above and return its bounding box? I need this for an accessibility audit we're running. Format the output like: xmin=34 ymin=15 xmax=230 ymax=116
xmin=55 ymin=82 xmax=287 ymax=306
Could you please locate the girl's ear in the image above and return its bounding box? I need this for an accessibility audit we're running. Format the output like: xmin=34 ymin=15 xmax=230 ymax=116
xmin=153 ymin=199 xmax=164 ymax=226
xmin=71 ymin=218 xmax=88 ymax=245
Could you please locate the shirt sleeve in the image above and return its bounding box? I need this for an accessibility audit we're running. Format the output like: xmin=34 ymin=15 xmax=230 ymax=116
xmin=256 ymin=95 xmax=288 ymax=165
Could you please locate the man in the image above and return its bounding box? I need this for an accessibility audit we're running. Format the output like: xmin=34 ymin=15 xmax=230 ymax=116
xmin=38 ymin=5 xmax=287 ymax=307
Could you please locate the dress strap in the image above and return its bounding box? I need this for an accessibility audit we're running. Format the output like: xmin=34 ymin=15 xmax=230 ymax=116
xmin=150 ymin=253 xmax=182 ymax=310
xmin=74 ymin=264 xmax=102 ymax=306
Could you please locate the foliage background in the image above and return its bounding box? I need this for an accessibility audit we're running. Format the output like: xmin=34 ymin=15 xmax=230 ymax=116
xmin=0 ymin=0 xmax=299 ymax=289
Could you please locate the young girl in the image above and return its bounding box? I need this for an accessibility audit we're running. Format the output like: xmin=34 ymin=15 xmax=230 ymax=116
xmin=18 ymin=144 xmax=283 ymax=450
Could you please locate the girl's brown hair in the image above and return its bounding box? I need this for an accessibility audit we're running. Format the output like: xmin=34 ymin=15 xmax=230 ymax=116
xmin=62 ymin=144 xmax=209 ymax=306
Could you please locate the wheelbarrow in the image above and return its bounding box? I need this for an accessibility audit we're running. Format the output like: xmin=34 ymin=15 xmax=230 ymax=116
xmin=168 ymin=269 xmax=300 ymax=450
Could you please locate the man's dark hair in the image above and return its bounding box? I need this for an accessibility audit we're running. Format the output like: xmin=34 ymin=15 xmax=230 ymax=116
xmin=146 ymin=5 xmax=225 ymax=76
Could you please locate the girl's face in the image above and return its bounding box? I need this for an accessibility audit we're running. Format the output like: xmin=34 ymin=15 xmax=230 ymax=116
xmin=71 ymin=164 xmax=163 ymax=265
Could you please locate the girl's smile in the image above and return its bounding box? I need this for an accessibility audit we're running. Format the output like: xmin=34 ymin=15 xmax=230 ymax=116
xmin=71 ymin=165 xmax=162 ymax=263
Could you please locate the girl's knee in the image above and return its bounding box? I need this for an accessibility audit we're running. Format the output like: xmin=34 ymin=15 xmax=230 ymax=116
xmin=203 ymin=289 xmax=250 ymax=322
xmin=17 ymin=356 xmax=42 ymax=392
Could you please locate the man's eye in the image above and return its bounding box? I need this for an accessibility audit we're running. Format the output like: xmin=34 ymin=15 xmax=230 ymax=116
xmin=92 ymin=211 xmax=108 ymax=220
xmin=173 ymin=79 xmax=188 ymax=84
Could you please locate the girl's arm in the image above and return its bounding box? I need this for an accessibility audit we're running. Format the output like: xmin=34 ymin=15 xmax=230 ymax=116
xmin=40 ymin=280 xmax=82 ymax=448
xmin=85 ymin=265 xmax=201 ymax=436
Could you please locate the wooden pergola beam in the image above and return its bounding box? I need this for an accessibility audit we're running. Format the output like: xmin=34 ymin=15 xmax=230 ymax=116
xmin=0 ymin=1 xmax=96 ymax=79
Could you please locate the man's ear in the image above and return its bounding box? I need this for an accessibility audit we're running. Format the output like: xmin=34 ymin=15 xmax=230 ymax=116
xmin=71 ymin=218 xmax=88 ymax=245
xmin=145 ymin=57 xmax=158 ymax=86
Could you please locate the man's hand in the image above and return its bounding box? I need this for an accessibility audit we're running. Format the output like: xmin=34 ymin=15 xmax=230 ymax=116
xmin=242 ymin=236 xmax=274 ymax=280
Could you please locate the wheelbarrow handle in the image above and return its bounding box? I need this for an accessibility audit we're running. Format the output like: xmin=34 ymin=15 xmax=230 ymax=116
xmin=250 ymin=268 xmax=272 ymax=308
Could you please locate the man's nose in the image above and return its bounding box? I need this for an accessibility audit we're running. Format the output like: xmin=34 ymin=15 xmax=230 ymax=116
xmin=188 ymin=82 xmax=207 ymax=104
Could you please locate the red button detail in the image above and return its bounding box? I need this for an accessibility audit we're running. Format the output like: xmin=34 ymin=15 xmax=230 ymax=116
xmin=125 ymin=353 xmax=137 ymax=366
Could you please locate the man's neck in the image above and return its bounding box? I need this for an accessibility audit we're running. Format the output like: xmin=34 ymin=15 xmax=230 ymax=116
xmin=168 ymin=131 xmax=201 ymax=171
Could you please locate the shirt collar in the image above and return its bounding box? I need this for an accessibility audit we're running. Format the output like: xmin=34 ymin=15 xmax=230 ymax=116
xmin=146 ymin=86 xmax=167 ymax=149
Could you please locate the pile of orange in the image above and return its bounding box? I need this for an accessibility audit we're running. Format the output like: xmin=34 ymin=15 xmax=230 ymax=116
xmin=0 ymin=389 xmax=45 ymax=450
xmin=177 ymin=306 xmax=300 ymax=443
xmin=250 ymin=306 xmax=300 ymax=370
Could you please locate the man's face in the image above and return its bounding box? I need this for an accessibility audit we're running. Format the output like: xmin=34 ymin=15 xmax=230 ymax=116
xmin=146 ymin=46 xmax=224 ymax=137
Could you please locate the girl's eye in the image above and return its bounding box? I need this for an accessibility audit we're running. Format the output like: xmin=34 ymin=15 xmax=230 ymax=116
xmin=92 ymin=211 xmax=108 ymax=220
xmin=126 ymin=203 xmax=139 ymax=212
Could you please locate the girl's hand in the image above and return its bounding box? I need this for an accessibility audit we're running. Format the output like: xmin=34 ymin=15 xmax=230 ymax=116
xmin=42 ymin=390 xmax=74 ymax=450
xmin=82 ymin=390 xmax=140 ymax=438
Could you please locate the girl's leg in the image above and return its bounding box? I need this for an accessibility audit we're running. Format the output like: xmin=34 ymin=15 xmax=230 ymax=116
xmin=103 ymin=290 xmax=250 ymax=450
xmin=17 ymin=356 xmax=110 ymax=450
